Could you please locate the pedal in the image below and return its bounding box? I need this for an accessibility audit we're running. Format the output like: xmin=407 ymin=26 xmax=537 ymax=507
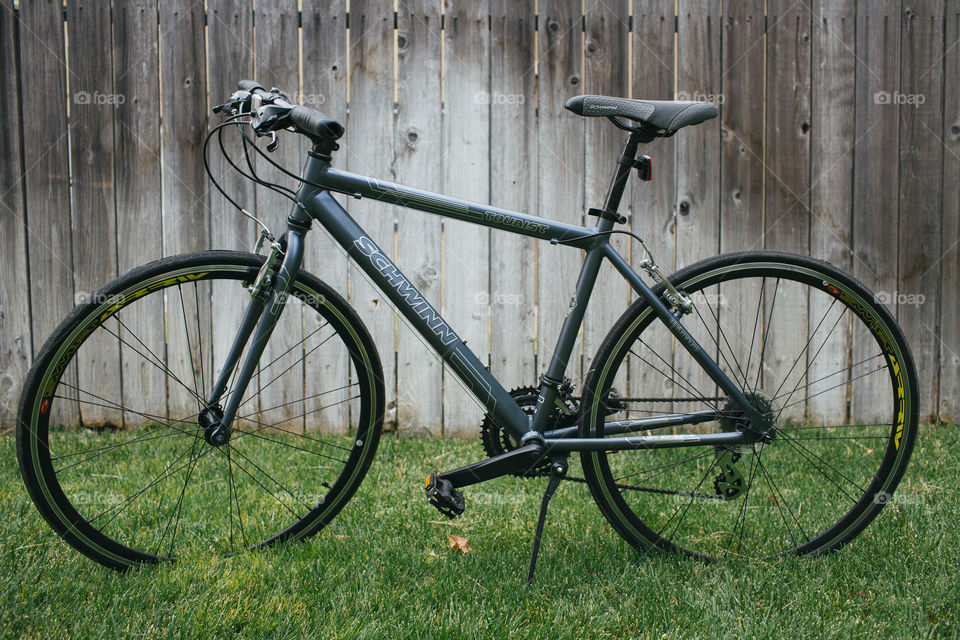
xmin=424 ymin=472 xmax=465 ymax=519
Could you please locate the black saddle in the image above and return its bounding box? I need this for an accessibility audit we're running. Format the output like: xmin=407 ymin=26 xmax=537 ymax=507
xmin=564 ymin=95 xmax=718 ymax=136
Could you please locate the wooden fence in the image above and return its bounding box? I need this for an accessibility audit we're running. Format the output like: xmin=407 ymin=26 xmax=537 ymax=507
xmin=0 ymin=0 xmax=956 ymax=434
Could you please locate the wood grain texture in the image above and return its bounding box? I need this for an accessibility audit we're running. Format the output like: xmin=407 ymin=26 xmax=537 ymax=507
xmin=488 ymin=0 xmax=537 ymax=395
xmin=537 ymin=0 xmax=584 ymax=388
xmin=629 ymin=0 xmax=676 ymax=418
xmin=441 ymin=0 xmax=490 ymax=435
xmin=765 ymin=0 xmax=812 ymax=421
xmin=939 ymin=2 xmax=960 ymax=422
xmin=348 ymin=0 xmax=397 ymax=429
xmin=395 ymin=0 xmax=444 ymax=435
xmin=852 ymin=0 xmax=901 ymax=421
xmin=19 ymin=0 xmax=78 ymax=428
xmin=582 ymin=0 xmax=631 ymax=401
xmin=301 ymin=0 xmax=352 ymax=433
xmin=674 ymin=1 xmax=722 ymax=414
xmin=808 ymin=0 xmax=856 ymax=423
xmin=897 ymin=0 xmax=944 ymax=422
xmin=113 ymin=0 xmax=165 ymax=427
xmin=0 ymin=2 xmax=31 ymax=427
xmin=255 ymin=0 xmax=304 ymax=429
xmin=67 ymin=1 xmax=120 ymax=428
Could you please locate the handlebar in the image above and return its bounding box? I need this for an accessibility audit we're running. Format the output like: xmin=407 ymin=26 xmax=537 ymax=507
xmin=215 ymin=80 xmax=344 ymax=147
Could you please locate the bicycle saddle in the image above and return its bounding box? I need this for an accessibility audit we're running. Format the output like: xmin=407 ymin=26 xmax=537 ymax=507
xmin=564 ymin=95 xmax=718 ymax=136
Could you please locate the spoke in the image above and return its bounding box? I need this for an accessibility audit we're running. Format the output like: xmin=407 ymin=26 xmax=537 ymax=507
xmin=752 ymin=278 xmax=780 ymax=394
xmin=53 ymin=429 xmax=184 ymax=474
xmin=156 ymin=432 xmax=206 ymax=558
xmin=655 ymin=451 xmax=720 ymax=541
xmin=772 ymin=300 xmax=845 ymax=421
xmin=258 ymin=322 xmax=329 ymax=376
xmin=778 ymin=365 xmax=887 ymax=411
xmin=245 ymin=329 xmax=339 ymax=407
xmin=220 ymin=445 xmax=308 ymax=518
xmin=755 ymin=448 xmax=809 ymax=548
xmin=177 ymin=284 xmax=204 ymax=410
xmin=614 ymin=448 xmax=717 ymax=484
xmin=695 ymin=294 xmax=750 ymax=390
xmin=101 ymin=319 xmax=204 ymax=405
xmin=252 ymin=382 xmax=359 ymax=421
xmin=87 ymin=433 xmax=211 ymax=533
xmin=631 ymin=344 xmax=720 ymax=411
xmin=775 ymin=431 xmax=862 ymax=502
xmin=193 ymin=282 xmax=207 ymax=399
xmin=226 ymin=443 xmax=248 ymax=551
xmin=725 ymin=450 xmax=760 ymax=557
xmin=777 ymin=422 xmax=890 ymax=431
xmin=231 ymin=394 xmax=358 ymax=440
xmin=742 ymin=276 xmax=766 ymax=384
xmin=230 ymin=427 xmax=349 ymax=465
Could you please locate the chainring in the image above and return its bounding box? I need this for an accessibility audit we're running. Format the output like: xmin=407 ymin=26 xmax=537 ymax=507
xmin=479 ymin=386 xmax=578 ymax=477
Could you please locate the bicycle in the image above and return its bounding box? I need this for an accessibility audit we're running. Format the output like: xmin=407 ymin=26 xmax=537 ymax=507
xmin=16 ymin=81 xmax=919 ymax=578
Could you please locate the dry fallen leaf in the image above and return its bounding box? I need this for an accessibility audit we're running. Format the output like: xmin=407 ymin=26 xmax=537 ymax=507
xmin=448 ymin=534 xmax=471 ymax=554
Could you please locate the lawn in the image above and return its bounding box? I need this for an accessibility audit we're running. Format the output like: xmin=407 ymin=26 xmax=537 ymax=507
xmin=1 ymin=426 xmax=957 ymax=639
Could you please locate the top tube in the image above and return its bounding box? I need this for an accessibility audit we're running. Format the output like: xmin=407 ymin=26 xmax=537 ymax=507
xmin=304 ymin=160 xmax=599 ymax=250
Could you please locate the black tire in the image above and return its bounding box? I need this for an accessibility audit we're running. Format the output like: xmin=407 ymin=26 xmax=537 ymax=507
xmin=580 ymin=251 xmax=918 ymax=558
xmin=17 ymin=251 xmax=384 ymax=570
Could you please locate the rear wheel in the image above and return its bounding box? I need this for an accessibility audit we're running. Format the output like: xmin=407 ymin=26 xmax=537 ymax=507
xmin=17 ymin=251 xmax=384 ymax=569
xmin=580 ymin=251 xmax=918 ymax=558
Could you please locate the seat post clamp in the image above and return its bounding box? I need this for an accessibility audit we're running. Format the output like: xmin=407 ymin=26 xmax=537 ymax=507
xmin=587 ymin=207 xmax=627 ymax=225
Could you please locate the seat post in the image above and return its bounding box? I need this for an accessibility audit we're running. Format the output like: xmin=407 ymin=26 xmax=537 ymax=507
xmin=596 ymin=131 xmax=644 ymax=230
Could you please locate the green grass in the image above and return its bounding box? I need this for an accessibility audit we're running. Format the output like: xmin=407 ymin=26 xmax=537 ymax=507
xmin=2 ymin=426 xmax=958 ymax=639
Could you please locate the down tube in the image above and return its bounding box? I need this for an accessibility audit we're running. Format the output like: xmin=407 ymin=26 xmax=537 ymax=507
xmin=308 ymin=190 xmax=531 ymax=437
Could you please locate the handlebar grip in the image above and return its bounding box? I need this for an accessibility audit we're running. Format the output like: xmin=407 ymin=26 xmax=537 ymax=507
xmin=289 ymin=105 xmax=345 ymax=141
xmin=238 ymin=79 xmax=265 ymax=93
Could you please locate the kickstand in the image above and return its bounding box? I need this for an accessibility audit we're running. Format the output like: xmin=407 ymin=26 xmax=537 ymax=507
xmin=527 ymin=458 xmax=568 ymax=584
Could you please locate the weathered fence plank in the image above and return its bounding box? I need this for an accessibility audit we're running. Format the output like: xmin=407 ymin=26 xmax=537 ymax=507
xmin=765 ymin=0 xmax=812 ymax=421
xmin=0 ymin=3 xmax=31 ymax=427
xmin=897 ymin=0 xmax=944 ymax=422
xmin=940 ymin=2 xmax=960 ymax=422
xmin=629 ymin=0 xmax=677 ymax=418
xmin=488 ymin=0 xmax=537 ymax=394
xmin=675 ymin=1 xmax=722 ymax=415
xmin=395 ymin=0 xmax=444 ymax=435
xmin=537 ymin=0 xmax=584 ymax=389
xmin=348 ymin=0 xmax=397 ymax=429
xmin=67 ymin=1 xmax=121 ymax=428
xmin=852 ymin=0 xmax=901 ymax=420
xmin=301 ymin=1 xmax=352 ymax=433
xmin=441 ymin=0 xmax=490 ymax=435
xmin=808 ymin=0 xmax=856 ymax=424
xmin=255 ymin=0 xmax=305 ymax=429
xmin=114 ymin=0 xmax=165 ymax=427
xmin=582 ymin=0 xmax=631 ymax=401
xmin=19 ymin=0 xmax=78 ymax=428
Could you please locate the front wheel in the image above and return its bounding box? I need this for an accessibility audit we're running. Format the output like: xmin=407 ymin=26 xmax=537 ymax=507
xmin=17 ymin=251 xmax=384 ymax=569
xmin=580 ymin=251 xmax=918 ymax=559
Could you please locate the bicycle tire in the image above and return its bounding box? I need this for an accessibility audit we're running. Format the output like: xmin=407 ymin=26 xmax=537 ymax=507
xmin=580 ymin=251 xmax=919 ymax=559
xmin=17 ymin=250 xmax=384 ymax=570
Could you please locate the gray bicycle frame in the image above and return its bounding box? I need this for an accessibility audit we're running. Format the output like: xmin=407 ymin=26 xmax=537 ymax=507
xmin=208 ymin=131 xmax=769 ymax=453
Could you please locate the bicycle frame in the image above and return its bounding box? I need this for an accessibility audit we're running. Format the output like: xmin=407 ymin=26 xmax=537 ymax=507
xmin=208 ymin=132 xmax=770 ymax=453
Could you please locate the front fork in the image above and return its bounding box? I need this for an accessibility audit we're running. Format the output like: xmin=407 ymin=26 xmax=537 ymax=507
xmin=202 ymin=228 xmax=306 ymax=442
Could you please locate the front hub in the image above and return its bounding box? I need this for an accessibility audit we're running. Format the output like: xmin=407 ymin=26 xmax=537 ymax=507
xmin=199 ymin=405 xmax=231 ymax=446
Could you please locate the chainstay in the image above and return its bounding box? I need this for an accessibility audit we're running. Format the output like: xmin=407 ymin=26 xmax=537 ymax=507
xmin=560 ymin=474 xmax=722 ymax=500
